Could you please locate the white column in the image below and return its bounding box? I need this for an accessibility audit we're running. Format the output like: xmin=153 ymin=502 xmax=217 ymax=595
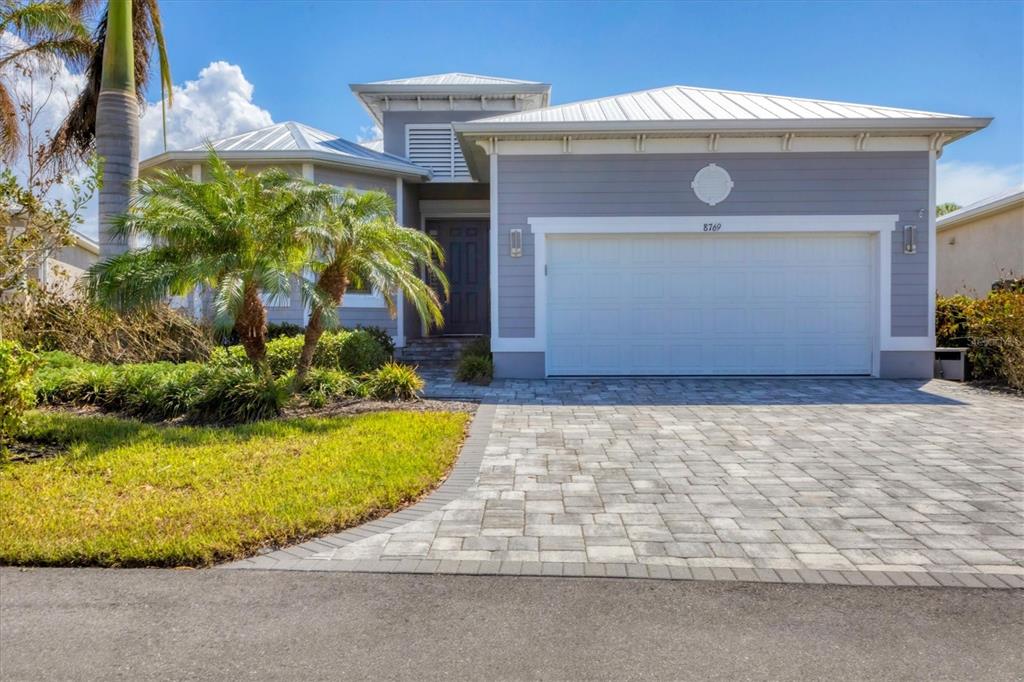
xmin=394 ymin=177 xmax=406 ymax=348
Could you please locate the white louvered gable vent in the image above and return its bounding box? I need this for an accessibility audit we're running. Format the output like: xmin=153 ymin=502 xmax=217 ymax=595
xmin=407 ymin=124 xmax=471 ymax=181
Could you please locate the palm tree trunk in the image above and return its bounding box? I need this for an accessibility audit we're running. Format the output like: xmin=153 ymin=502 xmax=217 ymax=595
xmin=294 ymin=265 xmax=346 ymax=384
xmin=236 ymin=283 xmax=269 ymax=375
xmin=96 ymin=0 xmax=138 ymax=258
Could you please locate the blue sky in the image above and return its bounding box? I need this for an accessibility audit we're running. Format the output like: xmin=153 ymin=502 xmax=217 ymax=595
xmin=154 ymin=0 xmax=1022 ymax=172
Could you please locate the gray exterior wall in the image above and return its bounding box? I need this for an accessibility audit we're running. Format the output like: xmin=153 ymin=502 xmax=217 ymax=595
xmin=382 ymin=111 xmax=497 ymax=158
xmin=314 ymin=165 xmax=396 ymax=195
xmin=496 ymin=152 xmax=931 ymax=340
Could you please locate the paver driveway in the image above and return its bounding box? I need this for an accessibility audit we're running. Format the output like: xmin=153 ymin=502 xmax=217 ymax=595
xmin=235 ymin=378 xmax=1024 ymax=586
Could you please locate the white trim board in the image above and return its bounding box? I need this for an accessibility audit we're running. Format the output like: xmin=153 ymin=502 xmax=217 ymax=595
xmin=491 ymin=214 xmax=933 ymax=375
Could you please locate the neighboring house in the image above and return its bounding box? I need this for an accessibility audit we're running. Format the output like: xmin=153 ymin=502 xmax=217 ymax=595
xmin=36 ymin=230 xmax=100 ymax=296
xmin=5 ymin=220 xmax=99 ymax=297
xmin=141 ymin=72 xmax=992 ymax=379
xmin=937 ymin=186 xmax=1024 ymax=296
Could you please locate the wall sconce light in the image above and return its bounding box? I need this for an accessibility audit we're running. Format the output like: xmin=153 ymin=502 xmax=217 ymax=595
xmin=510 ymin=229 xmax=523 ymax=257
xmin=903 ymin=224 xmax=917 ymax=254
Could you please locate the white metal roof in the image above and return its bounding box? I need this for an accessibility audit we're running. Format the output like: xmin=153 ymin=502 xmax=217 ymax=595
xmin=362 ymin=72 xmax=543 ymax=86
xmin=141 ymin=122 xmax=429 ymax=178
xmin=478 ymin=84 xmax=972 ymax=124
xmin=937 ymin=185 xmax=1024 ymax=231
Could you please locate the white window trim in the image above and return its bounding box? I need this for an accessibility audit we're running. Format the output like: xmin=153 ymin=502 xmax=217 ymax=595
xmin=490 ymin=214 xmax=934 ymax=378
xmin=405 ymin=123 xmax=473 ymax=182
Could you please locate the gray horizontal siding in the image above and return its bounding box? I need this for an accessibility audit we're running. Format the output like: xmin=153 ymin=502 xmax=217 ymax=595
xmin=314 ymin=165 xmax=396 ymax=196
xmin=496 ymin=152 xmax=930 ymax=338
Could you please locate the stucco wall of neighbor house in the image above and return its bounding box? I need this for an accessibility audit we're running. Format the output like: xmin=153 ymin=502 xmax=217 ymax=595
xmin=382 ymin=111 xmax=497 ymax=158
xmin=493 ymin=151 xmax=931 ymax=378
xmin=937 ymin=204 xmax=1024 ymax=296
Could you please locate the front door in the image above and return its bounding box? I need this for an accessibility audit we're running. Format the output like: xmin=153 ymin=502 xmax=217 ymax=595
xmin=426 ymin=219 xmax=489 ymax=335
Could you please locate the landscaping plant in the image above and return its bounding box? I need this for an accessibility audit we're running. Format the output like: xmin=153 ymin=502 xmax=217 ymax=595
xmin=936 ymin=288 xmax=1024 ymax=389
xmin=363 ymin=361 xmax=425 ymax=401
xmin=87 ymin=149 xmax=335 ymax=375
xmin=0 ymin=340 xmax=38 ymax=456
xmin=294 ymin=188 xmax=447 ymax=384
xmin=455 ymin=336 xmax=493 ymax=385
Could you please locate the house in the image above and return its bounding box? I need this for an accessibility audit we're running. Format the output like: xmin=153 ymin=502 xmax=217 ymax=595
xmin=937 ymin=186 xmax=1023 ymax=296
xmin=141 ymin=73 xmax=992 ymax=379
xmin=3 ymin=219 xmax=99 ymax=298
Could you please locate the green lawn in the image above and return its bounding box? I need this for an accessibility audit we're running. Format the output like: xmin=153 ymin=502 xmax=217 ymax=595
xmin=0 ymin=410 xmax=470 ymax=567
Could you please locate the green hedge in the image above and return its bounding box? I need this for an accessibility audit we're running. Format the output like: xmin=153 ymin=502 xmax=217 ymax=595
xmin=34 ymin=356 xmax=289 ymax=424
xmin=936 ymin=291 xmax=1024 ymax=388
xmin=31 ymin=350 xmax=424 ymax=424
xmin=213 ymin=329 xmax=388 ymax=376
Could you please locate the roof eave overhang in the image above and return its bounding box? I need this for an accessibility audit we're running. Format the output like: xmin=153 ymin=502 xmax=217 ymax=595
xmin=454 ymin=116 xmax=992 ymax=137
xmin=350 ymin=83 xmax=552 ymax=126
xmin=140 ymin=149 xmax=431 ymax=180
xmin=937 ymin=191 xmax=1024 ymax=231
xmin=455 ymin=117 xmax=993 ymax=182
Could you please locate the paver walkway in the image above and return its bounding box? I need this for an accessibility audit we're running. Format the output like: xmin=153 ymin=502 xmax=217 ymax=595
xmin=232 ymin=377 xmax=1024 ymax=588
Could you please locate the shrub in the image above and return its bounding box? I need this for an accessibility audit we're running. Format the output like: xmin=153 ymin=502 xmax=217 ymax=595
xmin=213 ymin=322 xmax=306 ymax=345
xmin=363 ymin=362 xmax=424 ymax=401
xmin=356 ymin=325 xmax=396 ymax=358
xmin=455 ymin=354 xmax=494 ymax=385
xmin=936 ymin=291 xmax=1024 ymax=389
xmin=302 ymin=368 xmax=359 ymax=407
xmin=0 ymin=341 xmax=38 ymax=451
xmin=454 ymin=336 xmax=492 ymax=385
xmin=0 ymin=291 xmax=211 ymax=364
xmin=186 ymin=364 xmax=290 ymax=424
xmin=964 ymin=291 xmax=1024 ymax=388
xmin=936 ymin=295 xmax=972 ymax=347
xmin=33 ymin=358 xmax=286 ymax=423
xmin=992 ymin=277 xmax=1024 ymax=294
xmin=216 ymin=329 xmax=388 ymax=376
xmin=460 ymin=336 xmax=491 ymax=360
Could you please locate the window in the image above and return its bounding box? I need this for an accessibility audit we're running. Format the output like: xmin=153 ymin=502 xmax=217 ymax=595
xmin=406 ymin=124 xmax=470 ymax=181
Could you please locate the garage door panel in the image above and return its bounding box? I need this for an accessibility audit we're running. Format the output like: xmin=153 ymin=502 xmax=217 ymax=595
xmin=547 ymin=233 xmax=874 ymax=376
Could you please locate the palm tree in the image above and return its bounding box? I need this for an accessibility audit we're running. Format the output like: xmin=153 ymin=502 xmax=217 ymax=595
xmin=0 ymin=0 xmax=92 ymax=161
xmin=294 ymin=189 xmax=448 ymax=384
xmin=937 ymin=202 xmax=961 ymax=217
xmin=50 ymin=0 xmax=172 ymax=257
xmin=87 ymin=150 xmax=335 ymax=374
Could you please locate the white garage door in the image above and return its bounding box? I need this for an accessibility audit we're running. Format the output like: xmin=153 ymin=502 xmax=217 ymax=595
xmin=546 ymin=233 xmax=875 ymax=376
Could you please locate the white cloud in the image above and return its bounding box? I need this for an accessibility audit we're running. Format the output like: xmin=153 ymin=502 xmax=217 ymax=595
xmin=1 ymin=39 xmax=274 ymax=238
xmin=356 ymin=124 xmax=382 ymax=144
xmin=140 ymin=60 xmax=273 ymax=158
xmin=937 ymin=161 xmax=1024 ymax=207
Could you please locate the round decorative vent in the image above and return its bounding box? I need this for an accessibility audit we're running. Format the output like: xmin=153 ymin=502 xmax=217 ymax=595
xmin=691 ymin=163 xmax=734 ymax=206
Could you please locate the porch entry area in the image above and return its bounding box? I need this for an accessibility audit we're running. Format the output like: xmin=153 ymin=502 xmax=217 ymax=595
xmin=425 ymin=218 xmax=490 ymax=336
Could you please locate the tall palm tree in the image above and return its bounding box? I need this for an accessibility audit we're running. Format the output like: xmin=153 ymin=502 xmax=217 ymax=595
xmin=0 ymin=0 xmax=92 ymax=161
xmin=50 ymin=0 xmax=172 ymax=257
xmin=88 ymin=150 xmax=335 ymax=374
xmin=294 ymin=189 xmax=448 ymax=384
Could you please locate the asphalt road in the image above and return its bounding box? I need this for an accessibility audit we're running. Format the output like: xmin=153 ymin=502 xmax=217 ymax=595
xmin=1 ymin=568 xmax=1021 ymax=681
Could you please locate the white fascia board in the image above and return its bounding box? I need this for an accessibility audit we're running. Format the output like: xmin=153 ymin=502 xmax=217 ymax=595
xmin=141 ymin=150 xmax=431 ymax=180
xmin=937 ymin=190 xmax=1024 ymax=231
xmin=454 ymin=116 xmax=992 ymax=138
